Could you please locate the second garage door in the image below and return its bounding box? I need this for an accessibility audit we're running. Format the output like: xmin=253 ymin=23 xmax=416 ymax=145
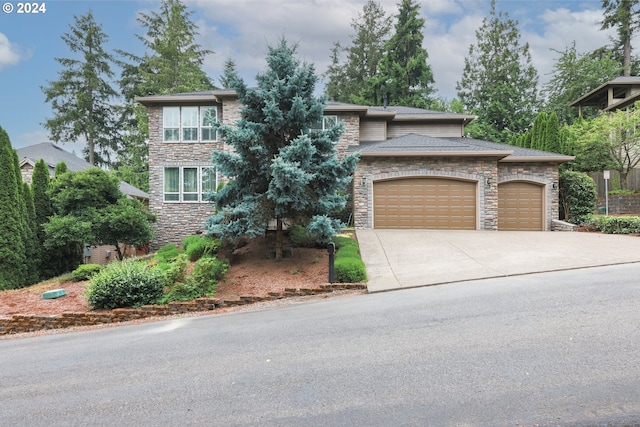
xmin=374 ymin=178 xmax=476 ymax=229
xmin=498 ymin=181 xmax=544 ymax=230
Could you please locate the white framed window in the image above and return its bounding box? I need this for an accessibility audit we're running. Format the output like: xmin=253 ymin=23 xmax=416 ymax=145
xmin=309 ymin=115 xmax=338 ymax=132
xmin=163 ymin=166 xmax=218 ymax=203
xmin=162 ymin=106 xmax=218 ymax=142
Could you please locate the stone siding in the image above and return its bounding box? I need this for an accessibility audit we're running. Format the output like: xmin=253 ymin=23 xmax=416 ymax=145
xmin=148 ymin=101 xmax=239 ymax=249
xmin=498 ymin=162 xmax=560 ymax=231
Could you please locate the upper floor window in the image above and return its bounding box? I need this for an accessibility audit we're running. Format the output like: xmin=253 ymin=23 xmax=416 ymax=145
xmin=309 ymin=115 xmax=338 ymax=132
xmin=163 ymin=106 xmax=218 ymax=142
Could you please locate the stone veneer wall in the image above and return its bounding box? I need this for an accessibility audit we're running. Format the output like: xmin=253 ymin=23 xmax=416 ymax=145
xmin=148 ymin=101 xmax=242 ymax=249
xmin=353 ymin=156 xmax=500 ymax=230
xmin=498 ymin=162 xmax=560 ymax=231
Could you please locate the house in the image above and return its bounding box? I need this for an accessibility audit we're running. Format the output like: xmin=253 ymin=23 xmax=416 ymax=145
xmin=17 ymin=142 xmax=150 ymax=264
xmin=570 ymin=76 xmax=640 ymax=116
xmin=137 ymin=91 xmax=573 ymax=249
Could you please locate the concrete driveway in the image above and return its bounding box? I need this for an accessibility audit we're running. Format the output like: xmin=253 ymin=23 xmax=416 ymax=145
xmin=357 ymin=229 xmax=640 ymax=293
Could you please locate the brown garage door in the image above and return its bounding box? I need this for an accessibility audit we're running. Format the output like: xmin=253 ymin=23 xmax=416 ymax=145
xmin=498 ymin=181 xmax=544 ymax=231
xmin=374 ymin=178 xmax=476 ymax=229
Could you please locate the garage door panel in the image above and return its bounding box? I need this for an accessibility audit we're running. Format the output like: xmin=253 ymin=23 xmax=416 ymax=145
xmin=374 ymin=178 xmax=476 ymax=229
xmin=498 ymin=182 xmax=543 ymax=231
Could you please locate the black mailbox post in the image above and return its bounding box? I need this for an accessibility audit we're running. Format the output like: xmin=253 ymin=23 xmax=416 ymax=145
xmin=327 ymin=241 xmax=335 ymax=284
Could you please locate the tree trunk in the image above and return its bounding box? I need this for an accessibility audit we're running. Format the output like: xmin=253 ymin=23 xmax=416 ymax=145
xmin=619 ymin=168 xmax=629 ymax=190
xmin=274 ymin=218 xmax=283 ymax=261
xmin=623 ymin=20 xmax=632 ymax=77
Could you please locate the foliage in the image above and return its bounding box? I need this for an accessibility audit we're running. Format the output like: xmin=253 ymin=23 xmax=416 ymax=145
xmin=456 ymin=0 xmax=540 ymax=143
xmin=32 ymin=160 xmax=52 ymax=243
xmin=54 ymin=162 xmax=68 ymax=176
xmin=288 ymin=224 xmax=323 ymax=248
xmin=325 ymin=0 xmax=392 ymax=104
xmin=161 ymin=255 xmax=228 ymax=303
xmin=509 ymin=111 xmax=565 ymax=154
xmin=45 ymin=168 xmax=155 ymax=260
xmin=543 ymin=43 xmax=622 ymax=125
xmin=601 ymin=0 xmax=640 ymax=76
xmin=355 ymin=0 xmax=435 ymax=107
xmin=0 ymin=127 xmax=29 ymax=289
xmin=71 ymin=264 xmax=103 ymax=281
xmin=587 ymin=215 xmax=640 ymax=234
xmin=207 ymin=39 xmax=359 ymax=260
xmin=86 ymin=259 xmax=166 ymax=309
xmin=161 ymin=253 xmax=189 ymax=284
xmin=21 ymin=181 xmax=40 ymax=285
xmin=182 ymin=235 xmax=220 ymax=262
xmin=154 ymin=244 xmax=183 ymax=263
xmin=559 ymin=170 xmax=598 ymax=224
xmin=41 ymin=11 xmax=119 ymax=167
xmin=333 ymin=235 xmax=367 ymax=283
xmin=567 ymin=103 xmax=640 ymax=189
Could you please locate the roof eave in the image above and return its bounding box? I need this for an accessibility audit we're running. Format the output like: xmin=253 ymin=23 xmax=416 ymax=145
xmin=135 ymin=93 xmax=222 ymax=105
xmin=500 ymin=155 xmax=575 ymax=163
xmin=359 ymin=150 xmax=513 ymax=158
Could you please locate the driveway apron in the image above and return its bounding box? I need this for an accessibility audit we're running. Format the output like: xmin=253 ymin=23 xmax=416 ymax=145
xmin=356 ymin=229 xmax=640 ymax=293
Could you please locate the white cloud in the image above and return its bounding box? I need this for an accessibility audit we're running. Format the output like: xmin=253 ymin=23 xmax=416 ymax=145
xmin=0 ymin=33 xmax=24 ymax=70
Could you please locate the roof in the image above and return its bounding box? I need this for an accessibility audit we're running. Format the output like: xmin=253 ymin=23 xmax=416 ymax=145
xmin=138 ymin=91 xmax=476 ymax=123
xmin=351 ymin=133 xmax=574 ymax=163
xmin=569 ymin=76 xmax=640 ymax=110
xmin=17 ymin=142 xmax=149 ymax=199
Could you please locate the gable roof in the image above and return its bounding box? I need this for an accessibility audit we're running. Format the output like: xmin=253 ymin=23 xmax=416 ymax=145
xmin=17 ymin=142 xmax=149 ymax=200
xmin=352 ymin=133 xmax=574 ymax=163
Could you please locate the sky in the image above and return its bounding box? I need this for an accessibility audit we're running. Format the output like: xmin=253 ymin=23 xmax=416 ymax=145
xmin=0 ymin=0 xmax=631 ymax=153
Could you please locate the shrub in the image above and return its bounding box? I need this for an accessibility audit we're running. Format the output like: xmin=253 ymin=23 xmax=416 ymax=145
xmin=154 ymin=244 xmax=182 ymax=263
xmin=71 ymin=264 xmax=103 ymax=281
xmin=334 ymin=257 xmax=367 ymax=283
xmin=559 ymin=170 xmax=597 ymax=224
xmin=161 ymin=256 xmax=228 ymax=303
xmin=162 ymin=253 xmax=189 ymax=284
xmin=332 ymin=235 xmax=366 ymax=283
xmin=288 ymin=224 xmax=322 ymax=248
xmin=587 ymin=215 xmax=640 ymax=234
xmin=182 ymin=235 xmax=221 ymax=261
xmin=86 ymin=260 xmax=166 ymax=309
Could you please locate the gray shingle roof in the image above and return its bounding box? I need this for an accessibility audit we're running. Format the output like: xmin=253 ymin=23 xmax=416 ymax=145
xmin=351 ymin=133 xmax=573 ymax=162
xmin=17 ymin=142 xmax=149 ymax=199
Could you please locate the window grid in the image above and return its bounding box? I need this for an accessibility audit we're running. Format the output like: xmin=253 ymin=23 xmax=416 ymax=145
xmin=163 ymin=166 xmax=217 ymax=203
xmin=162 ymin=106 xmax=218 ymax=142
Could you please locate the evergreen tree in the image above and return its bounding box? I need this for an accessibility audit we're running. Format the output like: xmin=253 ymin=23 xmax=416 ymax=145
xmin=324 ymin=0 xmax=392 ymax=103
xmin=207 ymin=40 xmax=359 ymax=260
xmin=456 ymin=0 xmax=540 ymax=143
xmin=42 ymin=11 xmax=119 ymax=167
xmin=219 ymin=58 xmax=238 ymax=88
xmin=54 ymin=161 xmax=68 ymax=177
xmin=116 ymin=0 xmax=215 ymax=192
xmin=0 ymin=127 xmax=26 ymax=289
xmin=357 ymin=0 xmax=435 ymax=107
xmin=32 ymin=159 xmax=60 ymax=279
xmin=601 ymin=0 xmax=640 ymax=76
xmin=22 ymin=181 xmax=40 ymax=285
xmin=543 ymin=43 xmax=621 ymax=125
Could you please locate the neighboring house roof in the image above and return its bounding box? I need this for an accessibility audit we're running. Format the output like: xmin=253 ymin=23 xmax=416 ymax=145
xmin=570 ymin=76 xmax=640 ymax=112
xmin=17 ymin=142 xmax=149 ymax=200
xmin=352 ymin=133 xmax=574 ymax=163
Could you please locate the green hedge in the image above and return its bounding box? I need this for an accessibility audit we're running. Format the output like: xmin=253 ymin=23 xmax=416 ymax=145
xmin=587 ymin=215 xmax=640 ymax=234
xmin=333 ymin=235 xmax=367 ymax=283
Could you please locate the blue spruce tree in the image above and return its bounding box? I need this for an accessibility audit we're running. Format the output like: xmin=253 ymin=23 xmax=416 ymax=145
xmin=207 ymin=40 xmax=359 ymax=260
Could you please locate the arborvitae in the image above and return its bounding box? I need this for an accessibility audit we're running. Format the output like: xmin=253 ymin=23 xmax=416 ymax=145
xmin=22 ymin=181 xmax=40 ymax=284
xmin=54 ymin=161 xmax=68 ymax=177
xmin=0 ymin=127 xmax=27 ymax=289
xmin=32 ymin=159 xmax=55 ymax=277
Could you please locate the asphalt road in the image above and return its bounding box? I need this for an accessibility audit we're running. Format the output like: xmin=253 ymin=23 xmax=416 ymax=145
xmin=2 ymin=264 xmax=640 ymax=427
